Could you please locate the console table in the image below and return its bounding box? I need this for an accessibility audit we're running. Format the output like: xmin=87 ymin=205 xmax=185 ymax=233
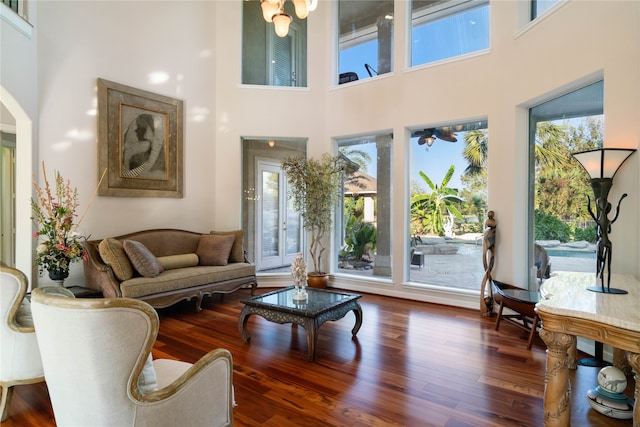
xmin=535 ymin=271 xmax=640 ymax=426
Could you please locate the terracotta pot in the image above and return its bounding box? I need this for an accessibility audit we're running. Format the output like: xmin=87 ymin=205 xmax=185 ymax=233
xmin=307 ymin=273 xmax=329 ymax=289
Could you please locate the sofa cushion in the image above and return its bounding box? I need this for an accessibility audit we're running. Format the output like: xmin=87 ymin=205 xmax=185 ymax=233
xmin=157 ymin=253 xmax=199 ymax=270
xmin=196 ymin=234 xmax=235 ymax=266
xmin=209 ymin=230 xmax=244 ymax=263
xmin=120 ymin=263 xmax=256 ymax=298
xmin=98 ymin=238 xmax=134 ymax=281
xmin=124 ymin=240 xmax=164 ymax=278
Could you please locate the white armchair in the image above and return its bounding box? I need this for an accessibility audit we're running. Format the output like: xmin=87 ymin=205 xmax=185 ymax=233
xmin=30 ymin=287 xmax=234 ymax=427
xmin=0 ymin=266 xmax=45 ymax=421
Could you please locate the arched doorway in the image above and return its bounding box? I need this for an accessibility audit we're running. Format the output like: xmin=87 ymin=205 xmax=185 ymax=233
xmin=1 ymin=86 xmax=34 ymax=283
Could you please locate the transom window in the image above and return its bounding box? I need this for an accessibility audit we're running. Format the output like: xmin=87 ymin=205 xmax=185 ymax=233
xmin=531 ymin=0 xmax=559 ymax=20
xmin=338 ymin=0 xmax=394 ymax=84
xmin=411 ymin=0 xmax=489 ymax=67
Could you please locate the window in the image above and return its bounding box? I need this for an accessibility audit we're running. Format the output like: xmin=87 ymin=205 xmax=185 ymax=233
xmin=338 ymin=0 xmax=394 ymax=84
xmin=531 ymin=0 xmax=559 ymax=20
xmin=337 ymin=133 xmax=392 ymax=279
xmin=242 ymin=0 xmax=308 ymax=87
xmin=408 ymin=120 xmax=488 ymax=290
xmin=528 ymin=80 xmax=603 ymax=288
xmin=2 ymin=0 xmax=18 ymax=14
xmin=411 ymin=0 xmax=489 ymax=67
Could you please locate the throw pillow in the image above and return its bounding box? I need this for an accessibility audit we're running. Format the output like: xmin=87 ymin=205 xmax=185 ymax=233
xmin=123 ymin=240 xmax=164 ymax=278
xmin=196 ymin=234 xmax=235 ymax=266
xmin=98 ymin=238 xmax=134 ymax=281
xmin=157 ymin=253 xmax=199 ymax=270
xmin=137 ymin=353 xmax=158 ymax=394
xmin=209 ymin=230 xmax=244 ymax=263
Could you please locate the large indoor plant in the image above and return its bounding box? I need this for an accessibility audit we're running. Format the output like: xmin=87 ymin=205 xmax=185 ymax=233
xmin=281 ymin=153 xmax=358 ymax=287
xmin=31 ymin=163 xmax=87 ymax=283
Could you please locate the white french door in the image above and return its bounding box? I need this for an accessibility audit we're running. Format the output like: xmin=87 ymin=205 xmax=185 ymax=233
xmin=255 ymin=160 xmax=302 ymax=271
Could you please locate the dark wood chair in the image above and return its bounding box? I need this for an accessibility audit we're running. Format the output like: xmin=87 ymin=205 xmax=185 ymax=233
xmin=492 ymin=280 xmax=540 ymax=349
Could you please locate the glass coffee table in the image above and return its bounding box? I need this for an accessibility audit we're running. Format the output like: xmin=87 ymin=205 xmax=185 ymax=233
xmin=238 ymin=286 xmax=362 ymax=361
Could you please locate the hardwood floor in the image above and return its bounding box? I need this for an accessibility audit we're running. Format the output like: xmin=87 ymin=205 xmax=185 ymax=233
xmin=2 ymin=287 xmax=635 ymax=426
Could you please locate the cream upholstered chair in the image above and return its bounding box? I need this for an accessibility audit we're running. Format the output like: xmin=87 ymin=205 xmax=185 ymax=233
xmin=30 ymin=287 xmax=234 ymax=427
xmin=0 ymin=266 xmax=45 ymax=421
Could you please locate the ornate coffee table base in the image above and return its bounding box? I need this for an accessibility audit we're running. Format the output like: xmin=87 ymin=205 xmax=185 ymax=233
xmin=238 ymin=295 xmax=362 ymax=362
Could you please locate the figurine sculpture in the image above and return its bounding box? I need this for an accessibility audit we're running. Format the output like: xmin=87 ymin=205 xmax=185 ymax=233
xmin=480 ymin=211 xmax=496 ymax=317
xmin=291 ymin=252 xmax=308 ymax=301
xmin=587 ymin=194 xmax=627 ymax=293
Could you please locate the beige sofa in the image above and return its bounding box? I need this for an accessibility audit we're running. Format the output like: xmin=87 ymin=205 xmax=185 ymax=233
xmin=83 ymin=229 xmax=256 ymax=311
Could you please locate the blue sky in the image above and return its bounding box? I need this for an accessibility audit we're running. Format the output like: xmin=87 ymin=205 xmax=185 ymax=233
xmin=342 ymin=133 xmax=471 ymax=192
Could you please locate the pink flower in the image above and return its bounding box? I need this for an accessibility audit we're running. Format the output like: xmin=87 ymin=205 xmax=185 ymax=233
xmin=32 ymin=232 xmax=39 ymax=238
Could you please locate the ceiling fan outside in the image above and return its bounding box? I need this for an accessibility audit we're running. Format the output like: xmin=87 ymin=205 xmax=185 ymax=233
xmin=414 ymin=126 xmax=458 ymax=146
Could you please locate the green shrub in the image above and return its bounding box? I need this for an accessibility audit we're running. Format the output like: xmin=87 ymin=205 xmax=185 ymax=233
xmin=534 ymin=210 xmax=572 ymax=242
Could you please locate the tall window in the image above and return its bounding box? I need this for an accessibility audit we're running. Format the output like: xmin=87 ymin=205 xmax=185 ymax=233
xmin=336 ymin=133 xmax=392 ymax=279
xmin=531 ymin=0 xmax=559 ymax=20
xmin=408 ymin=120 xmax=488 ymax=290
xmin=2 ymin=0 xmax=19 ymax=14
xmin=338 ymin=0 xmax=394 ymax=84
xmin=242 ymin=0 xmax=308 ymax=87
xmin=528 ymin=80 xmax=603 ymax=288
xmin=411 ymin=0 xmax=489 ymax=67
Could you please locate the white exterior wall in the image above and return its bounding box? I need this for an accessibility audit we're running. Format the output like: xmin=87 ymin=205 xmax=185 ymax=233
xmin=1 ymin=1 xmax=638 ymax=302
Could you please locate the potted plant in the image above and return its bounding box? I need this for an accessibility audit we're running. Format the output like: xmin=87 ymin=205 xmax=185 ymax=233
xmin=31 ymin=163 xmax=87 ymax=285
xmin=281 ymin=153 xmax=358 ymax=288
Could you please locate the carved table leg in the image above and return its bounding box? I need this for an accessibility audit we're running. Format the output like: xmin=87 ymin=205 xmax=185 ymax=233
xmin=305 ymin=318 xmax=318 ymax=362
xmin=238 ymin=305 xmax=252 ymax=343
xmin=540 ymin=328 xmax=575 ymax=427
xmin=351 ymin=304 xmax=363 ymax=337
xmin=627 ymin=352 xmax=640 ymax=427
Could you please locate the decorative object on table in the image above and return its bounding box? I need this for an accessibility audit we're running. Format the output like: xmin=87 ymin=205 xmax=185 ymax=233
xmin=97 ymin=78 xmax=184 ymax=198
xmin=479 ymin=210 xmax=496 ymax=317
xmin=572 ymin=148 xmax=636 ymax=294
xmin=291 ymin=252 xmax=308 ymax=301
xmin=586 ymin=366 xmax=633 ymax=420
xmin=281 ymin=153 xmax=358 ymax=288
xmin=31 ymin=162 xmax=101 ymax=286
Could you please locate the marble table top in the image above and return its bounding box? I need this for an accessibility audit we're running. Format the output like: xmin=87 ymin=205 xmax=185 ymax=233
xmin=536 ymin=271 xmax=640 ymax=332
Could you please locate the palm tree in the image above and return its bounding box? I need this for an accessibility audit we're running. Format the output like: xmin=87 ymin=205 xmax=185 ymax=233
xmin=462 ymin=129 xmax=488 ymax=175
xmin=534 ymin=122 xmax=569 ymax=169
xmin=411 ymin=165 xmax=464 ymax=236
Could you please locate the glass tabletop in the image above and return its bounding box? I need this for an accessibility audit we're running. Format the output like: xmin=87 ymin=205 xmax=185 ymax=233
xmin=242 ymin=286 xmax=361 ymax=316
xmin=501 ymin=288 xmax=539 ymax=304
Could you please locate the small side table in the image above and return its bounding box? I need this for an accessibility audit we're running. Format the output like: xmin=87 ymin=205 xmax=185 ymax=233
xmin=66 ymin=286 xmax=103 ymax=298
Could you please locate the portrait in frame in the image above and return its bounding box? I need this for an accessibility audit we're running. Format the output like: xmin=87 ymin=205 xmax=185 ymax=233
xmin=97 ymin=78 xmax=183 ymax=197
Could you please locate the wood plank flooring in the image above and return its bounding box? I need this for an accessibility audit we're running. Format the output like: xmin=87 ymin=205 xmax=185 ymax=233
xmin=2 ymin=287 xmax=634 ymax=426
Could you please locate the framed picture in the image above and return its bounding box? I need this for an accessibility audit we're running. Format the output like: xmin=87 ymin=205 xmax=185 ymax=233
xmin=97 ymin=78 xmax=183 ymax=197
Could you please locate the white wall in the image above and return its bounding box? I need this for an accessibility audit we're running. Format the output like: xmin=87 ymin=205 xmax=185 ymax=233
xmin=1 ymin=2 xmax=38 ymax=281
xmin=2 ymin=1 xmax=639 ymax=300
xmin=32 ymin=1 xmax=218 ymax=285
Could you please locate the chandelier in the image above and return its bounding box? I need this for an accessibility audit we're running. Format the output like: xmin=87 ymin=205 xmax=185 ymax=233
xmin=260 ymin=0 xmax=317 ymax=37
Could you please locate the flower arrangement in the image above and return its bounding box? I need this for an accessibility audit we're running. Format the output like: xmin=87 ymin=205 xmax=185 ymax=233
xmin=31 ymin=163 xmax=87 ymax=278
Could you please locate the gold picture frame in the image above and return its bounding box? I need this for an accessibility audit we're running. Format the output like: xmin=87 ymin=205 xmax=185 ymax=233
xmin=97 ymin=78 xmax=183 ymax=198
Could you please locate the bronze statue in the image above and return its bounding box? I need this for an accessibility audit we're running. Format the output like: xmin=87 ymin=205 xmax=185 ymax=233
xmin=587 ymin=193 xmax=627 ymax=292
